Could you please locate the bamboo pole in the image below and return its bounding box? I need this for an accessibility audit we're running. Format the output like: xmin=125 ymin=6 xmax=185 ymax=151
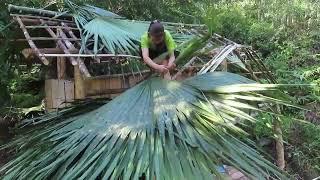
xmin=25 ymin=25 xmax=79 ymax=30
xmin=8 ymin=4 xmax=72 ymax=18
xmin=38 ymin=54 xmax=141 ymax=59
xmin=13 ymin=37 xmax=91 ymax=42
xmin=56 ymin=28 xmax=91 ymax=78
xmin=22 ymin=48 xmax=78 ymax=58
xmin=38 ymin=19 xmax=78 ymax=66
xmin=15 ymin=16 xmax=50 ymax=65
xmin=12 ymin=15 xmax=75 ymax=24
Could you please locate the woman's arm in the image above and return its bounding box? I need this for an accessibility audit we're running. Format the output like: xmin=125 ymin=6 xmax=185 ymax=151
xmin=168 ymin=53 xmax=175 ymax=65
xmin=142 ymin=48 xmax=168 ymax=72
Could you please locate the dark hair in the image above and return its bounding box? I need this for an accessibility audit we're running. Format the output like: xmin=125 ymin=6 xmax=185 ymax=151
xmin=148 ymin=20 xmax=164 ymax=36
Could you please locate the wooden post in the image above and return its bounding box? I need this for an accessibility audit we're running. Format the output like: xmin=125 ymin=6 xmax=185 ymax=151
xmin=56 ymin=31 xmax=66 ymax=80
xmin=74 ymin=65 xmax=86 ymax=99
xmin=57 ymin=56 xmax=66 ymax=79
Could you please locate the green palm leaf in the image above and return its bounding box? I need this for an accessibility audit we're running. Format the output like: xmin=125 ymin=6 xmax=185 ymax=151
xmin=1 ymin=72 xmax=293 ymax=179
xmin=81 ymin=17 xmax=144 ymax=54
xmin=65 ymin=1 xmax=198 ymax=56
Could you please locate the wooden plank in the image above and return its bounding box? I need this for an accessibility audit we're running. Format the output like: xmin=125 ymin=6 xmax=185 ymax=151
xmin=110 ymin=93 xmax=121 ymax=99
xmin=86 ymin=88 xmax=128 ymax=96
xmin=109 ymin=77 xmax=122 ymax=89
xmin=128 ymin=75 xmax=136 ymax=87
xmin=50 ymin=80 xmax=59 ymax=108
xmin=85 ymin=79 xmax=103 ymax=96
xmin=64 ymin=80 xmax=74 ymax=106
xmin=74 ymin=65 xmax=86 ymax=100
xmin=121 ymin=76 xmax=130 ymax=89
xmin=104 ymin=77 xmax=111 ymax=99
xmin=57 ymin=80 xmax=66 ymax=108
xmin=45 ymin=79 xmax=53 ymax=110
xmin=15 ymin=16 xmax=50 ymax=65
xmin=86 ymin=94 xmax=111 ymax=99
xmin=45 ymin=80 xmax=75 ymax=110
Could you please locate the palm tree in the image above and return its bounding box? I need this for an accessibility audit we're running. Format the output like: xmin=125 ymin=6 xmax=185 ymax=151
xmin=0 ymin=1 xmax=301 ymax=179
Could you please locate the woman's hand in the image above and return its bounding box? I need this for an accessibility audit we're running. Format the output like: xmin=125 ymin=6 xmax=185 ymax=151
xmin=166 ymin=62 xmax=176 ymax=70
xmin=155 ymin=64 xmax=169 ymax=73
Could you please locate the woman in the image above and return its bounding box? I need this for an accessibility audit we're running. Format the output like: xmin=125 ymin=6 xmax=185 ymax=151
xmin=140 ymin=20 xmax=177 ymax=79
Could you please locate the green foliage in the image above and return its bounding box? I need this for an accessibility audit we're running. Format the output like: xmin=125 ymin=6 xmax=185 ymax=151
xmin=254 ymin=114 xmax=320 ymax=176
xmin=287 ymin=123 xmax=320 ymax=173
xmin=10 ymin=93 xmax=43 ymax=108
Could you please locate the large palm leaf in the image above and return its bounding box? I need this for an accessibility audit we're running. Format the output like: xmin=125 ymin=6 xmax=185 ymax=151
xmin=0 ymin=72 xmax=295 ymax=179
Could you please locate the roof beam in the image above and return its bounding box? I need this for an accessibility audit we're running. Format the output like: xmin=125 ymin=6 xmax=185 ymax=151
xmin=15 ymin=16 xmax=50 ymax=65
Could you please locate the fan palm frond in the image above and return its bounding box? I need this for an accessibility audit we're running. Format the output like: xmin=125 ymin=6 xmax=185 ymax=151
xmin=80 ymin=18 xmax=148 ymax=54
xmin=0 ymin=72 xmax=295 ymax=179
xmin=64 ymin=0 xmax=200 ymax=56
xmin=63 ymin=1 xmax=149 ymax=55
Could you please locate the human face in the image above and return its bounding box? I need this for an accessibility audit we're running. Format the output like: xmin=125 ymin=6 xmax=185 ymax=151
xmin=150 ymin=34 xmax=164 ymax=45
